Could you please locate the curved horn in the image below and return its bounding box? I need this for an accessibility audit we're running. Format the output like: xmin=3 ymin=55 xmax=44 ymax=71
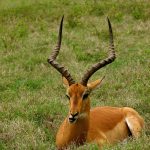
xmin=81 ymin=17 xmax=116 ymax=86
xmin=47 ymin=16 xmax=75 ymax=85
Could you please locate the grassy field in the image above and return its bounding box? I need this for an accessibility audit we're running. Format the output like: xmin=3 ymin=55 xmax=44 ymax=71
xmin=0 ymin=0 xmax=150 ymax=149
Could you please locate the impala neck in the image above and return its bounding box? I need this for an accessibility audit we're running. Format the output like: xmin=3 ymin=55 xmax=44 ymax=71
xmin=65 ymin=102 xmax=90 ymax=146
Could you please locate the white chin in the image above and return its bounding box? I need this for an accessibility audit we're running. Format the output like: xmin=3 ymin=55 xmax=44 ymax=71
xmin=68 ymin=116 xmax=78 ymax=123
xmin=68 ymin=118 xmax=77 ymax=123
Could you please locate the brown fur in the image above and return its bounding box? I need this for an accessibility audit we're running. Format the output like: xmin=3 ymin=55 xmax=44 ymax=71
xmin=56 ymin=80 xmax=144 ymax=149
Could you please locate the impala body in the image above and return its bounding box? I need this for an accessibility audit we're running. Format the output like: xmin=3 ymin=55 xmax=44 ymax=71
xmin=48 ymin=16 xmax=144 ymax=149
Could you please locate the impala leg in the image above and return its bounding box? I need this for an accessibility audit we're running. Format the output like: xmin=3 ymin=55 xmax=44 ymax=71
xmin=124 ymin=107 xmax=144 ymax=138
xmin=96 ymin=131 xmax=109 ymax=149
xmin=126 ymin=116 xmax=144 ymax=138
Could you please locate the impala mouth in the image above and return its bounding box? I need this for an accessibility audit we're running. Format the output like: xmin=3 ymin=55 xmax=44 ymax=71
xmin=69 ymin=117 xmax=77 ymax=123
xmin=68 ymin=113 xmax=79 ymax=123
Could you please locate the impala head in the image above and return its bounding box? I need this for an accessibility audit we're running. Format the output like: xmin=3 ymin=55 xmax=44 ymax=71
xmin=48 ymin=16 xmax=116 ymax=123
xmin=63 ymin=76 xmax=104 ymax=123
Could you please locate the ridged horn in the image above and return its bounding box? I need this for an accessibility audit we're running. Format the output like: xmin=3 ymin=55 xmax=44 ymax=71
xmin=81 ymin=17 xmax=116 ymax=86
xmin=47 ymin=16 xmax=75 ymax=86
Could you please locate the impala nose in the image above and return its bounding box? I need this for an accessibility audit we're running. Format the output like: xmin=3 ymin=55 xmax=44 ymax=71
xmin=69 ymin=112 xmax=79 ymax=123
xmin=71 ymin=112 xmax=79 ymax=117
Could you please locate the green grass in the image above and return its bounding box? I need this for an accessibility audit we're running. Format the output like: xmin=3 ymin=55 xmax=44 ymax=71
xmin=0 ymin=0 xmax=150 ymax=149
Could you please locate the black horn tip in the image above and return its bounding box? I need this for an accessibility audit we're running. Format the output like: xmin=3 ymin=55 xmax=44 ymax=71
xmin=101 ymin=75 xmax=106 ymax=80
xmin=107 ymin=16 xmax=110 ymax=21
xmin=61 ymin=15 xmax=64 ymax=23
xmin=107 ymin=17 xmax=111 ymax=27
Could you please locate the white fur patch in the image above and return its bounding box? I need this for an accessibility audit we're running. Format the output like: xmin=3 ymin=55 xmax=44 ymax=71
xmin=79 ymin=113 xmax=88 ymax=119
xmin=125 ymin=118 xmax=133 ymax=132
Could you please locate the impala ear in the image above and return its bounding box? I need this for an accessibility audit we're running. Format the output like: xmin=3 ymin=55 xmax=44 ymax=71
xmin=87 ymin=76 xmax=105 ymax=90
xmin=62 ymin=76 xmax=69 ymax=88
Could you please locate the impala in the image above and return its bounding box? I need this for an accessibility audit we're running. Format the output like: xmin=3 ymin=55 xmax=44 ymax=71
xmin=47 ymin=16 xmax=144 ymax=149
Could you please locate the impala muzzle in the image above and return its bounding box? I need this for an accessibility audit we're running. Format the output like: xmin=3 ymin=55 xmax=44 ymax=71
xmin=68 ymin=112 xmax=79 ymax=123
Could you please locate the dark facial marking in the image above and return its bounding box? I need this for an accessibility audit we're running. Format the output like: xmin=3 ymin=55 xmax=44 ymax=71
xmin=66 ymin=94 xmax=70 ymax=100
xmin=82 ymin=93 xmax=89 ymax=100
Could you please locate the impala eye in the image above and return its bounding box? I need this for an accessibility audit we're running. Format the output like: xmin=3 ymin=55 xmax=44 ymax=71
xmin=83 ymin=93 xmax=89 ymax=100
xmin=66 ymin=94 xmax=70 ymax=100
